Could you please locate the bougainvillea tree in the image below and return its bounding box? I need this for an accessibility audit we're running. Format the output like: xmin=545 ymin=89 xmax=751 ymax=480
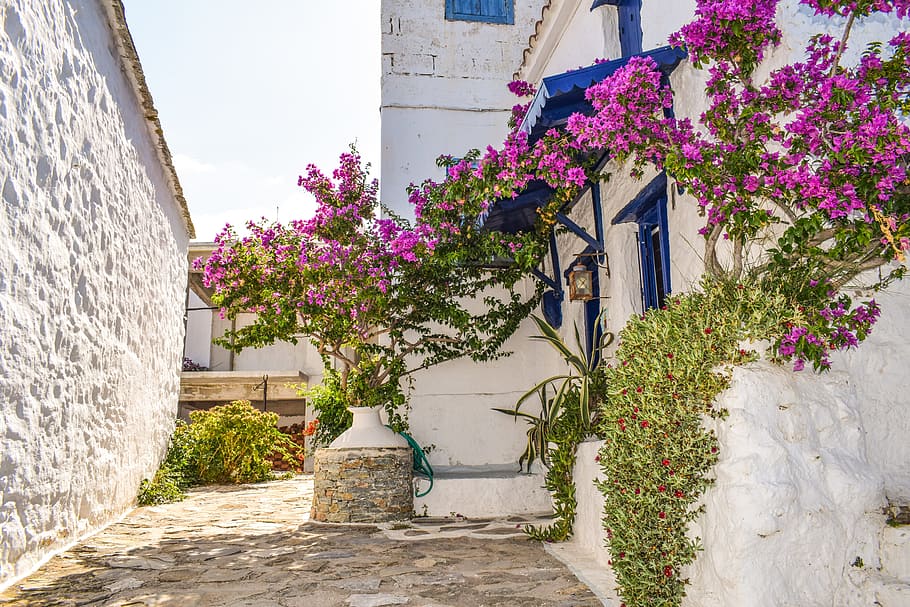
xmin=200 ymin=150 xmax=537 ymax=421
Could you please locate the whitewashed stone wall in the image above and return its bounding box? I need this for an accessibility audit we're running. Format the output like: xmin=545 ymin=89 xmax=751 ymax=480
xmin=0 ymin=0 xmax=191 ymax=588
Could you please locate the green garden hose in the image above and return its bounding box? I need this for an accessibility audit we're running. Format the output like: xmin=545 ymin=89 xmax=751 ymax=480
xmin=392 ymin=429 xmax=434 ymax=497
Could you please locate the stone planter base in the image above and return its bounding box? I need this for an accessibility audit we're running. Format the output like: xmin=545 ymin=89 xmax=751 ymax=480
xmin=311 ymin=447 xmax=413 ymax=523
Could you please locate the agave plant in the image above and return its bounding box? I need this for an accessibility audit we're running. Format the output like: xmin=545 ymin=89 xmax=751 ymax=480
xmin=494 ymin=314 xmax=612 ymax=471
xmin=493 ymin=384 xmax=559 ymax=472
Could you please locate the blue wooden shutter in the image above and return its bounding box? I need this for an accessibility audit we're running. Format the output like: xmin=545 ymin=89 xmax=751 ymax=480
xmin=446 ymin=0 xmax=513 ymax=24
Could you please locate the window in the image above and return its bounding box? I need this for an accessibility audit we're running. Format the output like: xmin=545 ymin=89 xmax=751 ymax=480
xmin=636 ymin=200 xmax=670 ymax=310
xmin=445 ymin=0 xmax=514 ymax=24
xmin=612 ymin=173 xmax=671 ymax=311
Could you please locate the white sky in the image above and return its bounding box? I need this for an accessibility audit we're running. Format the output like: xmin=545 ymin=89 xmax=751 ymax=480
xmin=122 ymin=1 xmax=381 ymax=242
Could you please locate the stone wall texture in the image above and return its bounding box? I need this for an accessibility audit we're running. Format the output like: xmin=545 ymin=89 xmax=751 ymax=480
xmin=0 ymin=0 xmax=190 ymax=588
xmin=312 ymin=448 xmax=413 ymax=523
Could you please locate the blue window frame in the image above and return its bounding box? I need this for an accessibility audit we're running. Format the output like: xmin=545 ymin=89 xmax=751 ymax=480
xmin=591 ymin=0 xmax=643 ymax=57
xmin=636 ymin=201 xmax=670 ymax=310
xmin=446 ymin=0 xmax=514 ymax=24
xmin=613 ymin=173 xmax=671 ymax=311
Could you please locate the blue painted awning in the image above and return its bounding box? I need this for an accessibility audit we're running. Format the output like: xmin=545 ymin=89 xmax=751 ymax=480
xmin=480 ymin=45 xmax=685 ymax=235
xmin=518 ymin=45 xmax=687 ymax=145
xmin=479 ymin=180 xmax=554 ymax=234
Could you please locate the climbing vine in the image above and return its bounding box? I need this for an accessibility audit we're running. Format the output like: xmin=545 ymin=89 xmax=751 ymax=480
xmin=599 ymin=279 xmax=801 ymax=606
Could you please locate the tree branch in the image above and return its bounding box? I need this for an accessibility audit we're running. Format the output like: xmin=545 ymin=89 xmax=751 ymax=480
xmin=830 ymin=10 xmax=856 ymax=77
xmin=704 ymin=224 xmax=724 ymax=277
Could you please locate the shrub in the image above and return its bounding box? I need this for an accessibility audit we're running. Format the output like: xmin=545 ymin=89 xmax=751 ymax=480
xmin=136 ymin=401 xmax=302 ymax=505
xmin=186 ymin=400 xmax=300 ymax=484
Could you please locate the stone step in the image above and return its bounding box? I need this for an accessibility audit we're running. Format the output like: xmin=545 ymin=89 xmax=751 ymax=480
xmin=881 ymin=524 xmax=910 ymax=581
xmin=865 ymin=573 xmax=910 ymax=607
xmin=414 ymin=465 xmax=552 ymax=518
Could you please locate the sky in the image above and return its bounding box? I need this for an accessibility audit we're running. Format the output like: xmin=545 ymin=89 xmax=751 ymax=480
xmin=122 ymin=1 xmax=382 ymax=242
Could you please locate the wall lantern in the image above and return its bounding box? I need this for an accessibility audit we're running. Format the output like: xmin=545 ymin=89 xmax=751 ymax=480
xmin=568 ymin=264 xmax=594 ymax=301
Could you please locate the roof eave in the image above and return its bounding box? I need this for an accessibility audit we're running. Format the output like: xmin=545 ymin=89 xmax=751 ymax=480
xmin=100 ymin=0 xmax=195 ymax=239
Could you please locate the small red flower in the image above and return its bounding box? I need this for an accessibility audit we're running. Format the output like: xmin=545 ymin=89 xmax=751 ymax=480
xmin=658 ymin=485 xmax=666 ymax=492
xmin=619 ymin=552 xmax=625 ymax=559
xmin=704 ymin=327 xmax=713 ymax=334
xmin=661 ymin=458 xmax=670 ymax=466
xmin=667 ymin=352 xmax=674 ymax=359
xmin=667 ymin=373 xmax=674 ymax=380
xmin=674 ymin=490 xmax=684 ymax=498
xmin=659 ymin=511 xmax=666 ymax=519
xmin=710 ymin=446 xmax=718 ymax=453
xmin=621 ymin=389 xmax=627 ymax=395
xmin=302 ymin=418 xmax=319 ymax=437
xmin=640 ymin=420 xmax=649 ymax=428
xmin=634 ymin=488 xmax=640 ymax=495
xmin=664 ymin=565 xmax=674 ymax=577
xmin=636 ymin=386 xmax=643 ymax=393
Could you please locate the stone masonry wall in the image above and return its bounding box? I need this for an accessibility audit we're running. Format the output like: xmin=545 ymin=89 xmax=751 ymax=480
xmin=312 ymin=448 xmax=413 ymax=523
xmin=0 ymin=0 xmax=190 ymax=588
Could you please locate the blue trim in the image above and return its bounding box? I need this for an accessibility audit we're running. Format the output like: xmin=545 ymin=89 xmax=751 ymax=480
xmin=531 ymin=268 xmax=560 ymax=291
xmin=612 ymin=172 xmax=668 ymax=225
xmin=446 ymin=0 xmax=514 ymax=24
xmin=479 ymin=180 xmax=554 ymax=234
xmin=542 ymin=289 xmax=564 ymax=329
xmin=617 ymin=0 xmax=643 ymax=57
xmin=555 ymin=212 xmax=605 ymax=251
xmin=614 ymin=174 xmax=671 ymax=310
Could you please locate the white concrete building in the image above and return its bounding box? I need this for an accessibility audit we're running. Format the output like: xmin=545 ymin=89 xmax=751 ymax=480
xmin=381 ymin=0 xmax=566 ymax=516
xmin=0 ymin=0 xmax=194 ymax=589
xmin=382 ymin=0 xmax=910 ymax=604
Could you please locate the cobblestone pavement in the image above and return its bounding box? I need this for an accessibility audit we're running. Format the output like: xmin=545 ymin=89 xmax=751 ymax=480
xmin=0 ymin=475 xmax=602 ymax=606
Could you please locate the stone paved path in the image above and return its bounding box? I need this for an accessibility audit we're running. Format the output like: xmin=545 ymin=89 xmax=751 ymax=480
xmin=0 ymin=475 xmax=602 ymax=606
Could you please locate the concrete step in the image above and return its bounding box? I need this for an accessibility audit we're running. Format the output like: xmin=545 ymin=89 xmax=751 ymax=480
xmin=414 ymin=465 xmax=552 ymax=518
xmin=881 ymin=524 xmax=910 ymax=582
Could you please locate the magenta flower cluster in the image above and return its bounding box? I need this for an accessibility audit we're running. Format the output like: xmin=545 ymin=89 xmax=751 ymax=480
xmin=202 ymin=151 xmax=438 ymax=341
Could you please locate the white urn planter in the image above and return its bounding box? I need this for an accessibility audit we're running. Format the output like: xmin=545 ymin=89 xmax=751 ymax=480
xmin=312 ymin=406 xmax=414 ymax=523
xmin=329 ymin=406 xmax=409 ymax=449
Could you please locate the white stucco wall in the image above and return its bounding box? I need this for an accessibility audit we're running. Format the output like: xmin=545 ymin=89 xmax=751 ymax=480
xmin=640 ymin=0 xmax=696 ymax=50
xmin=406 ymin=279 xmax=566 ymax=467
xmin=522 ymin=0 xmax=619 ymax=84
xmin=0 ymin=0 xmax=190 ymax=589
xmin=570 ymin=349 xmax=910 ymax=606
